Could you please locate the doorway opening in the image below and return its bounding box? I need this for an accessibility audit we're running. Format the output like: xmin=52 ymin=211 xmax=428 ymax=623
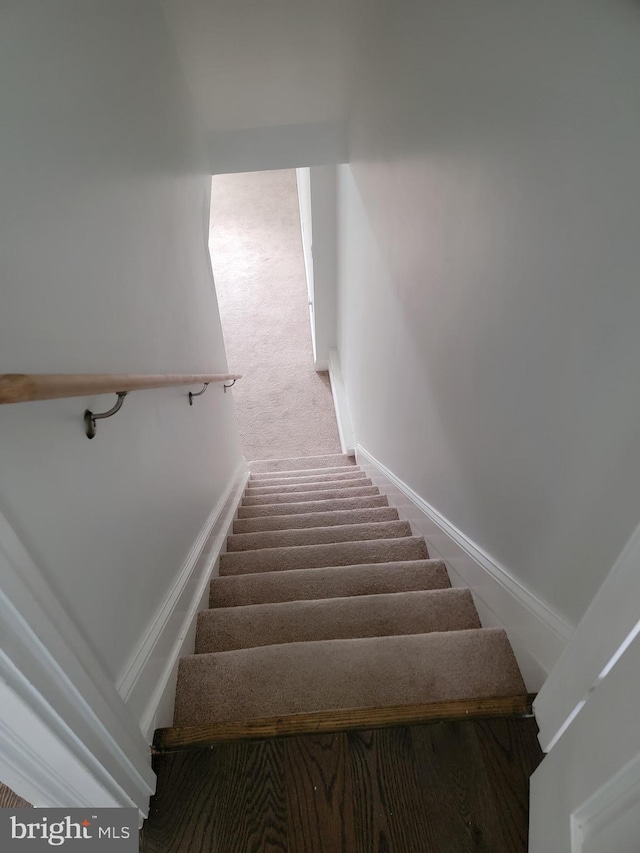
xmin=209 ymin=169 xmax=341 ymax=461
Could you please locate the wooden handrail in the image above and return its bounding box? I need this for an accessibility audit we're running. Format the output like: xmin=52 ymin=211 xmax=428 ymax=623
xmin=0 ymin=374 xmax=242 ymax=404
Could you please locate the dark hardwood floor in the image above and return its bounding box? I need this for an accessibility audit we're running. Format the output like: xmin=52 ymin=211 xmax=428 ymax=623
xmin=141 ymin=718 xmax=542 ymax=853
xmin=0 ymin=783 xmax=31 ymax=808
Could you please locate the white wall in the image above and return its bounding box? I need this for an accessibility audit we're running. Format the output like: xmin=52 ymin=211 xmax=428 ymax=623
xmin=210 ymin=122 xmax=348 ymax=176
xmin=0 ymin=0 xmax=243 ymax=695
xmin=161 ymin=0 xmax=363 ymax=138
xmin=336 ymin=0 xmax=640 ymax=628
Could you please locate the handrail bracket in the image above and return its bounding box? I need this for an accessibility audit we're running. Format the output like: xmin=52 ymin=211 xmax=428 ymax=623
xmin=188 ymin=383 xmax=209 ymax=406
xmin=84 ymin=392 xmax=128 ymax=439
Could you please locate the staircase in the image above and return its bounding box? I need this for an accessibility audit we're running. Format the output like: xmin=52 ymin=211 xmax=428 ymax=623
xmin=167 ymin=454 xmax=528 ymax=741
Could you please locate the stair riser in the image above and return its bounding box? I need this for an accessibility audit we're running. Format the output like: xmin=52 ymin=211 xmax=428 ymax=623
xmin=233 ymin=506 xmax=400 ymax=534
xmin=241 ymin=486 xmax=380 ymax=506
xmin=227 ymin=520 xmax=412 ymax=552
xmin=196 ymin=589 xmax=480 ymax=653
xmin=248 ymin=471 xmax=365 ymax=488
xmin=249 ymin=454 xmax=354 ymax=474
xmin=250 ymin=465 xmax=359 ymax=482
xmin=210 ymin=560 xmax=451 ymax=608
xmin=237 ymin=495 xmax=389 ymax=519
xmin=246 ymin=477 xmax=371 ymax=496
xmin=220 ymin=536 xmax=429 ymax=576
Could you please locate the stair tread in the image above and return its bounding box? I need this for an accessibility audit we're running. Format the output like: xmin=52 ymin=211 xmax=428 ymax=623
xmin=196 ymin=588 xmax=480 ymax=653
xmin=233 ymin=506 xmax=400 ymax=534
xmin=249 ymin=454 xmax=355 ymax=474
xmin=210 ymin=559 xmax=451 ymax=608
xmin=175 ymin=628 xmax=526 ymax=726
xmin=220 ymin=536 xmax=429 ymax=576
xmin=242 ymin=485 xmax=380 ymax=506
xmin=237 ymin=495 xmax=390 ymax=518
xmin=246 ymin=477 xmax=371 ymax=496
xmin=227 ymin=519 xmax=412 ymax=551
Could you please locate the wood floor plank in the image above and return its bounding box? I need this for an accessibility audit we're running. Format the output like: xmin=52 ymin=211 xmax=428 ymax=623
xmin=0 ymin=783 xmax=31 ymax=808
xmin=410 ymin=721 xmax=513 ymax=852
xmin=284 ymin=732 xmax=355 ymax=852
xmin=473 ymin=718 xmax=543 ymax=852
xmin=141 ymin=741 xmax=287 ymax=853
xmin=347 ymin=727 xmax=437 ymax=853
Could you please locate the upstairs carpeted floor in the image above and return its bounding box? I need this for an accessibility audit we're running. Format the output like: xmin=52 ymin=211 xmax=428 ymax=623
xmin=173 ymin=455 xmax=526 ymax=729
xmin=209 ymin=170 xmax=342 ymax=460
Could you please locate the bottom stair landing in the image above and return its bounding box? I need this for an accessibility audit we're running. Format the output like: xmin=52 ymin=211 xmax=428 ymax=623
xmin=156 ymin=453 xmax=532 ymax=750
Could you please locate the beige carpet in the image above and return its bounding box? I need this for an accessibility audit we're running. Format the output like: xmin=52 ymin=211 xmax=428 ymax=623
xmin=173 ymin=457 xmax=526 ymax=726
xmin=209 ymin=170 xmax=341 ymax=461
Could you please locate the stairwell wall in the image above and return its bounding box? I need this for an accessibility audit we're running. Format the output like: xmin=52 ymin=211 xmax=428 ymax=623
xmin=0 ymin=0 xmax=243 ymax=716
xmin=336 ymin=0 xmax=640 ymax=632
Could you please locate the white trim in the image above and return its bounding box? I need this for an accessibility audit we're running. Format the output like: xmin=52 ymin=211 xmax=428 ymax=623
xmin=314 ymin=359 xmax=329 ymax=372
xmin=530 ymin=629 xmax=640 ymax=853
xmin=116 ymin=461 xmax=249 ymax=739
xmin=0 ymin=668 xmax=120 ymax=808
xmin=356 ymin=444 xmax=572 ymax=691
xmin=329 ymin=348 xmax=356 ymax=457
xmin=534 ymin=518 xmax=640 ymax=752
xmin=0 ymin=512 xmax=155 ymax=815
xmin=574 ymin=752 xmax=640 ymax=853
xmin=295 ymin=167 xmax=317 ymax=364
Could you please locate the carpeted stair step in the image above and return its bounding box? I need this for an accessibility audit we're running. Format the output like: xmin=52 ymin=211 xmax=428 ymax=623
xmin=227 ymin=519 xmax=412 ymax=552
xmin=219 ymin=536 xmax=429 ymax=576
xmin=237 ymin=494 xmax=389 ymax=519
xmin=241 ymin=485 xmax=380 ymax=506
xmin=210 ymin=559 xmax=451 ymax=608
xmin=246 ymin=477 xmax=372 ymax=496
xmin=233 ymin=506 xmax=400 ymax=534
xmin=196 ymin=588 xmax=480 ymax=653
xmin=249 ymin=454 xmax=355 ymax=474
xmin=174 ymin=628 xmax=526 ymax=726
xmin=250 ymin=464 xmax=359 ymax=482
xmin=248 ymin=470 xmax=366 ymax=488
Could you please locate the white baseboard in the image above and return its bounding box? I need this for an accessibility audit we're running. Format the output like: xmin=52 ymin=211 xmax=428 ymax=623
xmin=356 ymin=444 xmax=572 ymax=691
xmin=328 ymin=348 xmax=355 ymax=456
xmin=314 ymin=359 xmax=329 ymax=372
xmin=115 ymin=461 xmax=248 ymax=740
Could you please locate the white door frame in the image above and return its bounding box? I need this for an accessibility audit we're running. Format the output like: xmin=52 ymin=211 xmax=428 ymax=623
xmin=530 ymin=520 xmax=640 ymax=851
xmin=295 ymin=167 xmax=317 ymax=361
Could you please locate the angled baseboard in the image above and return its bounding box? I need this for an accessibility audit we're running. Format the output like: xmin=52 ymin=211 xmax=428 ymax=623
xmin=328 ymin=348 xmax=355 ymax=456
xmin=356 ymin=444 xmax=572 ymax=691
xmin=116 ymin=461 xmax=249 ymax=741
